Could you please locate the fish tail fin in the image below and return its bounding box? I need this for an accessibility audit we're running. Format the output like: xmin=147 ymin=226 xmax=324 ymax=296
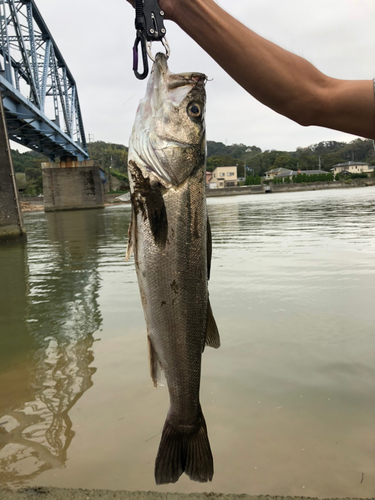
xmin=154 ymin=409 xmax=213 ymax=484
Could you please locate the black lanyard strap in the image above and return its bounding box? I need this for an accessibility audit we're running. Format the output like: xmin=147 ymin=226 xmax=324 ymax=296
xmin=133 ymin=0 xmax=169 ymax=80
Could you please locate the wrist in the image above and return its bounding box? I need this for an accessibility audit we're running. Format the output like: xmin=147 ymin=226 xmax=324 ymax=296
xmin=171 ymin=0 xmax=217 ymax=28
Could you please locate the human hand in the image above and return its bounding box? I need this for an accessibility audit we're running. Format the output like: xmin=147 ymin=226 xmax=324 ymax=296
xmin=126 ymin=0 xmax=178 ymax=22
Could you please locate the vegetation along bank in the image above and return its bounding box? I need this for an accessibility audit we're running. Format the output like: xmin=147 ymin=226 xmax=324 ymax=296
xmin=12 ymin=137 xmax=375 ymax=197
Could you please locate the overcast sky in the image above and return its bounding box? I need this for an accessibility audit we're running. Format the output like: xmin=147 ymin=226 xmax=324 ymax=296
xmin=30 ymin=0 xmax=375 ymax=152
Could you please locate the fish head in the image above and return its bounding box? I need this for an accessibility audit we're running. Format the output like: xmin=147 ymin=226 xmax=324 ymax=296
xmin=129 ymin=53 xmax=207 ymax=188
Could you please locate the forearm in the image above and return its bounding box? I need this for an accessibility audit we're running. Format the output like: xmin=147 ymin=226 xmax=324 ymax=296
xmin=172 ymin=0 xmax=375 ymax=139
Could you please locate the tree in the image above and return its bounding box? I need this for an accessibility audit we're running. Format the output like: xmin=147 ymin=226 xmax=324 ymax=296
xmin=322 ymin=152 xmax=346 ymax=170
xmin=11 ymin=150 xmax=47 ymax=172
xmin=88 ymin=141 xmax=128 ymax=172
xmin=308 ymin=141 xmax=346 ymax=155
xmin=206 ymin=155 xmax=241 ymax=172
xmin=273 ymin=154 xmax=297 ymax=170
xmin=207 ymin=141 xmax=228 ymax=157
xmin=25 ymin=167 xmax=43 ymax=194
xmin=245 ymin=175 xmax=261 ymax=185
xmin=340 ymin=138 xmax=374 ymax=163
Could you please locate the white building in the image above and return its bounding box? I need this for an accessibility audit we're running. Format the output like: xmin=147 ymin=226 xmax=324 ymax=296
xmin=264 ymin=167 xmax=293 ymax=181
xmin=209 ymin=166 xmax=238 ymax=189
xmin=331 ymin=161 xmax=375 ymax=176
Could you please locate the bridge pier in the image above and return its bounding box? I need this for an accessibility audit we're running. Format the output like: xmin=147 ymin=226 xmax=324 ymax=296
xmin=42 ymin=159 xmax=105 ymax=212
xmin=0 ymin=92 xmax=25 ymax=242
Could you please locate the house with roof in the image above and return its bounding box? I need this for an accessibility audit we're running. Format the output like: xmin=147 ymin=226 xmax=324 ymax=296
xmin=330 ymin=161 xmax=375 ymax=177
xmin=264 ymin=167 xmax=293 ymax=181
xmin=209 ymin=166 xmax=238 ymax=189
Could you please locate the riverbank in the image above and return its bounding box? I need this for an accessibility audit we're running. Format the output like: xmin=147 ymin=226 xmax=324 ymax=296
xmin=206 ymin=178 xmax=375 ymax=198
xmin=1 ymin=488 xmax=373 ymax=500
xmin=20 ymin=199 xmax=44 ymax=212
xmin=18 ymin=179 xmax=375 ymax=212
xmin=19 ymin=194 xmax=127 ymax=212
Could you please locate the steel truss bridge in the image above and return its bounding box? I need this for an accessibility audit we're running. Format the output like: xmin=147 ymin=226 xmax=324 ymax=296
xmin=0 ymin=0 xmax=88 ymax=160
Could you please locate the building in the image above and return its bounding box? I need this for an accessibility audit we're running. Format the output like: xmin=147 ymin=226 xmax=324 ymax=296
xmin=264 ymin=167 xmax=293 ymax=181
xmin=331 ymin=161 xmax=375 ymax=177
xmin=209 ymin=166 xmax=238 ymax=189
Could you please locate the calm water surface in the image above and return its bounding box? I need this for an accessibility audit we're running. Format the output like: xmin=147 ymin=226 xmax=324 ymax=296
xmin=0 ymin=187 xmax=374 ymax=497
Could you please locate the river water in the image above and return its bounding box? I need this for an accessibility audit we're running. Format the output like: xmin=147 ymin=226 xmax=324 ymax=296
xmin=0 ymin=187 xmax=374 ymax=497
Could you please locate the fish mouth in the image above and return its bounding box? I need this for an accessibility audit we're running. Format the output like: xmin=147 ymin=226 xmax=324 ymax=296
xmin=153 ymin=52 xmax=206 ymax=94
xmin=168 ymin=73 xmax=207 ymax=89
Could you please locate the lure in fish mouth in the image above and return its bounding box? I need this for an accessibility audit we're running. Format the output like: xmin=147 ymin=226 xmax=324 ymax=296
xmin=127 ymin=53 xmax=220 ymax=485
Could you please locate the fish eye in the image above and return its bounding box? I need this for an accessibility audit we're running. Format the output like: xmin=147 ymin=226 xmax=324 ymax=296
xmin=187 ymin=102 xmax=201 ymax=118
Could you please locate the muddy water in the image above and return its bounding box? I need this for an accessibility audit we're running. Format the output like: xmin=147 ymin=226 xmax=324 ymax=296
xmin=0 ymin=187 xmax=374 ymax=497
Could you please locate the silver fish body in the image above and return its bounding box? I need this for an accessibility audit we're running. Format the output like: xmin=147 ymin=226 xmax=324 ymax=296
xmin=126 ymin=53 xmax=220 ymax=485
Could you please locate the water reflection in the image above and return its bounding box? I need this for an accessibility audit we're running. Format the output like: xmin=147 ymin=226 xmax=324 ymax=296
xmin=0 ymin=210 xmax=103 ymax=486
xmin=207 ymin=189 xmax=375 ymax=251
xmin=1 ymin=190 xmax=375 ymax=496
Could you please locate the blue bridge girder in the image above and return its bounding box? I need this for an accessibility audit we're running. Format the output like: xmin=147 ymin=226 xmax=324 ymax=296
xmin=0 ymin=0 xmax=88 ymax=160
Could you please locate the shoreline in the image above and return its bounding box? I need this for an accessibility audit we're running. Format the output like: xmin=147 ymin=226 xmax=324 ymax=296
xmin=206 ymin=178 xmax=375 ymax=198
xmin=19 ymin=179 xmax=375 ymax=213
xmin=19 ymin=195 xmax=127 ymax=213
xmin=1 ymin=488 xmax=373 ymax=500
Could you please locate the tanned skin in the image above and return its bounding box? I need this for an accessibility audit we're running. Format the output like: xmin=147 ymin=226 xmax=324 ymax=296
xmin=127 ymin=0 xmax=375 ymax=140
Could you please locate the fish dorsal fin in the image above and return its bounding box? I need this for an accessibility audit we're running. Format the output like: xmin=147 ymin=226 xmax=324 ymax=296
xmin=125 ymin=207 xmax=136 ymax=262
xmin=205 ymin=299 xmax=220 ymax=349
xmin=148 ymin=335 xmax=165 ymax=387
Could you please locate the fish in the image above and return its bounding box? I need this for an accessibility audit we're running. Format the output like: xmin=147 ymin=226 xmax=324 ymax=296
xmin=126 ymin=53 xmax=220 ymax=485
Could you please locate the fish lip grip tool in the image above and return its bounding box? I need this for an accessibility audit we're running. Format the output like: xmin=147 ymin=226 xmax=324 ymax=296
xmin=133 ymin=0 xmax=170 ymax=80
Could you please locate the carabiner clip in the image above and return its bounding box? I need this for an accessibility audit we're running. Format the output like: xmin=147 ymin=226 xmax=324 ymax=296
xmin=133 ymin=31 xmax=149 ymax=80
xmin=146 ymin=37 xmax=170 ymax=63
xmin=132 ymin=0 xmax=170 ymax=80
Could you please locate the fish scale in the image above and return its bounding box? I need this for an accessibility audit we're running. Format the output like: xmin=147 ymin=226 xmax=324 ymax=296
xmin=126 ymin=53 xmax=220 ymax=484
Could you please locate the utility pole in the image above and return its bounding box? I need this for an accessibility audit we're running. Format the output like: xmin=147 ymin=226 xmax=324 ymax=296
xmin=88 ymin=134 xmax=94 ymax=158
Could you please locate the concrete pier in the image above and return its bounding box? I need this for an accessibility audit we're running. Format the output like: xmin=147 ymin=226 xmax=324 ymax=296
xmin=42 ymin=158 xmax=105 ymax=212
xmin=0 ymin=92 xmax=25 ymax=242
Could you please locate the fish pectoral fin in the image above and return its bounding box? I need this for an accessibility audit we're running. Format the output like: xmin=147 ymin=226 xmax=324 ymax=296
xmin=205 ymin=299 xmax=220 ymax=349
xmin=207 ymin=216 xmax=212 ymax=281
xmin=148 ymin=335 xmax=164 ymax=387
xmin=125 ymin=207 xmax=136 ymax=262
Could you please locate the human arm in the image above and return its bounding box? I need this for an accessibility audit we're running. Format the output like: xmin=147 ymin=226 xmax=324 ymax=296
xmin=128 ymin=0 xmax=375 ymax=139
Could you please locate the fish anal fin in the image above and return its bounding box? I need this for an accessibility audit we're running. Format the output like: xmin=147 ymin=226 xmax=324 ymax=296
xmin=148 ymin=335 xmax=164 ymax=387
xmin=155 ymin=409 xmax=213 ymax=484
xmin=125 ymin=207 xmax=136 ymax=262
xmin=205 ymin=299 xmax=220 ymax=349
